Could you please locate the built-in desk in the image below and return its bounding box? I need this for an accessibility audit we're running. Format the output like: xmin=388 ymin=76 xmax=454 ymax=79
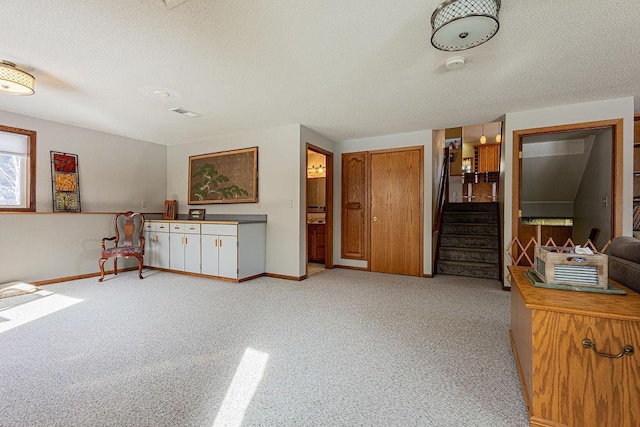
xmin=509 ymin=266 xmax=640 ymax=427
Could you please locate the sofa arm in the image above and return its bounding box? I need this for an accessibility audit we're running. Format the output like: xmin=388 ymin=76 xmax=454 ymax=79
xmin=606 ymin=236 xmax=640 ymax=293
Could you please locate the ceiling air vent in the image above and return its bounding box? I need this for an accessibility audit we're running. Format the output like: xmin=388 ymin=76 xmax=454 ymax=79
xmin=170 ymin=107 xmax=202 ymax=118
xmin=161 ymin=0 xmax=191 ymax=9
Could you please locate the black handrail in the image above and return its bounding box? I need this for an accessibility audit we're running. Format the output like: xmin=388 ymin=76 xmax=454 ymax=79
xmin=433 ymin=147 xmax=450 ymax=274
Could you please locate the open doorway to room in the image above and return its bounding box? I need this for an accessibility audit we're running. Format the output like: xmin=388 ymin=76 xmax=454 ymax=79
xmin=511 ymin=119 xmax=623 ymax=266
xmin=306 ymin=145 xmax=333 ymax=276
xmin=434 ymin=122 xmax=503 ymax=281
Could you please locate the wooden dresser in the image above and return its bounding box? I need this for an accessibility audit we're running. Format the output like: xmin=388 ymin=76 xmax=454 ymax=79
xmin=509 ymin=266 xmax=640 ymax=427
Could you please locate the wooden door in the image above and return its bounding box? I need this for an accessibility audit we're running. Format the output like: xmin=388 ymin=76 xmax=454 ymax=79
xmin=341 ymin=152 xmax=368 ymax=259
xmin=370 ymin=148 xmax=422 ymax=276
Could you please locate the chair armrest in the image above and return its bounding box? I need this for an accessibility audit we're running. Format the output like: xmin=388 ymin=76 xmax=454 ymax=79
xmin=101 ymin=236 xmax=116 ymax=250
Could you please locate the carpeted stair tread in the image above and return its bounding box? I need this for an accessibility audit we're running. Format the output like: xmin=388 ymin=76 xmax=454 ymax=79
xmin=439 ymin=247 xmax=500 ymax=263
xmin=436 ymin=260 xmax=500 ymax=279
xmin=443 ymin=202 xmax=498 ymax=212
xmin=441 ymin=222 xmax=498 ymax=236
xmin=443 ymin=212 xmax=498 ymax=224
xmin=440 ymin=234 xmax=499 ymax=249
xmin=438 ymin=260 xmax=497 ymax=268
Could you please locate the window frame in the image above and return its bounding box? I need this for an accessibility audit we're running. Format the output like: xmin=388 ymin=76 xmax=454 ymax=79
xmin=0 ymin=124 xmax=36 ymax=212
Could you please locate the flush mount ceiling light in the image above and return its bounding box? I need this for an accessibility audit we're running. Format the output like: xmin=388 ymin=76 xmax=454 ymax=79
xmin=431 ymin=0 xmax=501 ymax=51
xmin=0 ymin=60 xmax=35 ymax=96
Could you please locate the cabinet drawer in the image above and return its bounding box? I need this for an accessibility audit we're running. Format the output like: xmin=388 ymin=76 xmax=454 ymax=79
xmin=144 ymin=221 xmax=170 ymax=232
xmin=170 ymin=223 xmax=201 ymax=234
xmin=202 ymin=224 xmax=237 ymax=236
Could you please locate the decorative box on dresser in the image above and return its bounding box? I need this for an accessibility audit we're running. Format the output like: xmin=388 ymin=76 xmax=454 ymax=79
xmin=509 ymin=266 xmax=640 ymax=427
xmin=144 ymin=217 xmax=266 ymax=282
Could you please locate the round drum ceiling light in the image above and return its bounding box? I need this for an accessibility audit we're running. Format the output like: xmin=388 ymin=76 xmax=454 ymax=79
xmin=431 ymin=0 xmax=501 ymax=51
xmin=0 ymin=60 xmax=35 ymax=96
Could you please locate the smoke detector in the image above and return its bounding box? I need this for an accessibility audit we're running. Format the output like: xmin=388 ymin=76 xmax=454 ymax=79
xmin=445 ymin=56 xmax=466 ymax=71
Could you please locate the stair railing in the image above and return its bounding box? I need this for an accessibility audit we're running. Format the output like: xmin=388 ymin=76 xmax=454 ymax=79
xmin=433 ymin=146 xmax=450 ymax=274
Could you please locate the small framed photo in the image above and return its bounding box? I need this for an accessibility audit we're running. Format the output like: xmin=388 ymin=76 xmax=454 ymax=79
xmin=188 ymin=208 xmax=206 ymax=220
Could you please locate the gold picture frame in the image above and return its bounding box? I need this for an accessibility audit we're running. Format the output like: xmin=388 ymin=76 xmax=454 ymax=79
xmin=188 ymin=147 xmax=258 ymax=204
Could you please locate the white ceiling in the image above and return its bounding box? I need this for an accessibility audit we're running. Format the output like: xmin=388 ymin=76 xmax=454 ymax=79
xmin=1 ymin=1 xmax=639 ymax=146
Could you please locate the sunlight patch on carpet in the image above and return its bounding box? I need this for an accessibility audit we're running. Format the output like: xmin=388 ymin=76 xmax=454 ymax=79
xmin=213 ymin=347 xmax=269 ymax=427
xmin=0 ymin=290 xmax=83 ymax=334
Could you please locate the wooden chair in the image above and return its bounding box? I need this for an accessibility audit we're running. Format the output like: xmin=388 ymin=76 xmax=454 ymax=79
xmin=99 ymin=211 xmax=145 ymax=282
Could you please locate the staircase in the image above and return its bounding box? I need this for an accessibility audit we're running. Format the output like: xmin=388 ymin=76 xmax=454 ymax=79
xmin=436 ymin=202 xmax=501 ymax=280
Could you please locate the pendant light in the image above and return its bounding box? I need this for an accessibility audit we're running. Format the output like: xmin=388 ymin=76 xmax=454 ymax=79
xmin=0 ymin=60 xmax=35 ymax=95
xmin=480 ymin=124 xmax=487 ymax=144
xmin=431 ymin=0 xmax=501 ymax=52
xmin=495 ymin=133 xmax=502 ymax=143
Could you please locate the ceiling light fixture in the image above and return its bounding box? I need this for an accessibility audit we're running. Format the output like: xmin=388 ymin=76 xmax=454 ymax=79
xmin=495 ymin=133 xmax=502 ymax=143
xmin=0 ymin=60 xmax=35 ymax=96
xmin=480 ymin=124 xmax=487 ymax=144
xmin=308 ymin=164 xmax=325 ymax=174
xmin=431 ymin=0 xmax=501 ymax=51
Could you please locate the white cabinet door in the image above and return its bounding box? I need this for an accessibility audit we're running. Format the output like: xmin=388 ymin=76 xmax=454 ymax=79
xmin=218 ymin=235 xmax=238 ymax=279
xmin=169 ymin=234 xmax=185 ymax=271
xmin=184 ymin=234 xmax=201 ymax=273
xmin=156 ymin=232 xmax=170 ymax=269
xmin=143 ymin=230 xmax=155 ymax=267
xmin=201 ymin=234 xmax=220 ymax=276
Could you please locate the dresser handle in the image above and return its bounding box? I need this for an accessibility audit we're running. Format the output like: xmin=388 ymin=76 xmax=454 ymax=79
xmin=582 ymin=338 xmax=634 ymax=358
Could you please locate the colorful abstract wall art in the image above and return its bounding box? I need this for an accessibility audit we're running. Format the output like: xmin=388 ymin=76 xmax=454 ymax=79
xmin=51 ymin=151 xmax=81 ymax=212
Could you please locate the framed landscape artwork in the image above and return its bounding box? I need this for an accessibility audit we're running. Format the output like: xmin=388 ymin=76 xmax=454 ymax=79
xmin=188 ymin=147 xmax=258 ymax=204
xmin=50 ymin=151 xmax=81 ymax=212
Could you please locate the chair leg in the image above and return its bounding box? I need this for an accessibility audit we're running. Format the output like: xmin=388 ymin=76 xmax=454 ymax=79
xmin=99 ymin=258 xmax=106 ymax=282
xmin=114 ymin=258 xmax=118 ymax=276
xmin=137 ymin=256 xmax=144 ymax=280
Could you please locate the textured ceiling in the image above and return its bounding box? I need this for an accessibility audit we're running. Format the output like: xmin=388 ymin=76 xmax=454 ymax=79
xmin=0 ymin=1 xmax=639 ymax=146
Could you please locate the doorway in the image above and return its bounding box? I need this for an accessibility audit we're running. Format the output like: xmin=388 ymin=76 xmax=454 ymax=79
xmin=306 ymin=144 xmax=334 ymax=276
xmin=512 ymin=119 xmax=623 ymax=260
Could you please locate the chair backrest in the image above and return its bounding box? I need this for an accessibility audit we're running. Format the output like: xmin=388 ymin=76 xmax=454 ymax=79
xmin=113 ymin=211 xmax=145 ymax=247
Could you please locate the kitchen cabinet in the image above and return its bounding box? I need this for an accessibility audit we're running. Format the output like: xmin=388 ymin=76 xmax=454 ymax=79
xmin=169 ymin=222 xmax=201 ymax=273
xmin=308 ymin=223 xmax=325 ymax=263
xmin=475 ymin=143 xmax=500 ymax=172
xmin=146 ymin=220 xmax=266 ymax=281
xmin=509 ymin=266 xmax=640 ymax=427
xmin=201 ymin=224 xmax=238 ymax=279
xmin=143 ymin=221 xmax=170 ymax=269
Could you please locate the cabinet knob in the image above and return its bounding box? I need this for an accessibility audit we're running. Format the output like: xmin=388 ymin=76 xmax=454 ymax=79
xmin=373 ymin=216 xmax=378 ymax=222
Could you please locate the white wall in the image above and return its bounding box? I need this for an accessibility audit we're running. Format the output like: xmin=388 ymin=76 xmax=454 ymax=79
xmin=335 ymin=130 xmax=434 ymax=275
xmin=166 ymin=125 xmax=304 ymax=278
xmin=503 ymin=97 xmax=634 ymax=282
xmin=573 ymin=129 xmax=612 ymax=247
xmin=0 ymin=110 xmax=167 ymax=283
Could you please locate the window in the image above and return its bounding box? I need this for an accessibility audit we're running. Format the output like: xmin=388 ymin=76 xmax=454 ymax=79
xmin=0 ymin=125 xmax=36 ymax=212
